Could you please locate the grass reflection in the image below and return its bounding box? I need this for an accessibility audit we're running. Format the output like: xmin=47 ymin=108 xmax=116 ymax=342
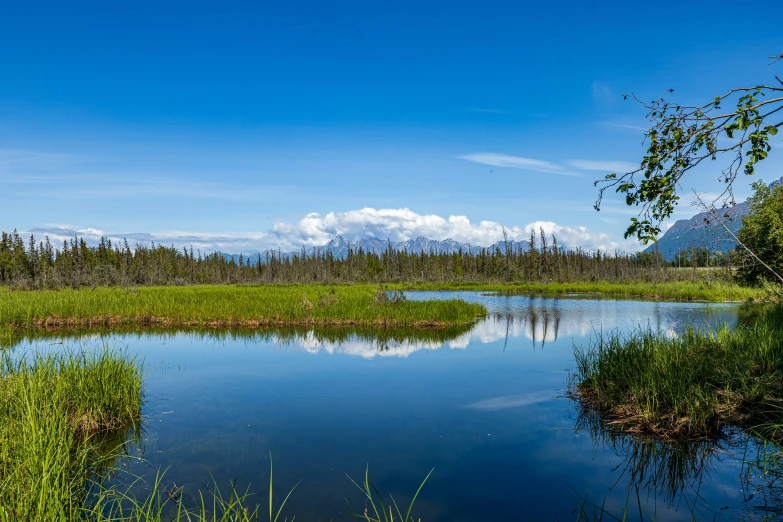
xmin=573 ymin=407 xmax=719 ymax=517
xmin=1 ymin=322 xmax=479 ymax=354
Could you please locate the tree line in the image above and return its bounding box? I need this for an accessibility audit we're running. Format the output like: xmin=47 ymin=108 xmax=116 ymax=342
xmin=0 ymin=229 xmax=733 ymax=290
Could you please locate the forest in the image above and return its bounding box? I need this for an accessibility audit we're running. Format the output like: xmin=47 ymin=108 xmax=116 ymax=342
xmin=0 ymin=229 xmax=729 ymax=289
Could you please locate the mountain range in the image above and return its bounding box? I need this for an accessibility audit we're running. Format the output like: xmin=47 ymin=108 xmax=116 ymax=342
xmin=222 ymin=175 xmax=782 ymax=264
xmin=643 ymin=176 xmax=783 ymax=260
xmin=222 ymin=235 xmax=534 ymax=264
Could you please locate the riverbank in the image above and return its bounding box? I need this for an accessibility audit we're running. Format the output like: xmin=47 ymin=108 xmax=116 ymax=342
xmin=569 ymin=303 xmax=783 ymax=440
xmin=0 ymin=285 xmax=487 ymax=330
xmin=394 ymin=281 xmax=762 ymax=302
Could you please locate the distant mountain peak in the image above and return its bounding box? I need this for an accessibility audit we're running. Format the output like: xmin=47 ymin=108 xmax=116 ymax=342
xmin=644 ymin=174 xmax=782 ymax=260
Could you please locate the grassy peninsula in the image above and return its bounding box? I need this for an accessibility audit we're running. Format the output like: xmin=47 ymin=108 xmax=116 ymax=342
xmin=0 ymin=284 xmax=486 ymax=330
xmin=570 ymin=303 xmax=783 ymax=440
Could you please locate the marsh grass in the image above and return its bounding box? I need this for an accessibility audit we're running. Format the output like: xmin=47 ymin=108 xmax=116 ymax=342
xmin=91 ymin=456 xmax=300 ymax=522
xmin=345 ymin=466 xmax=432 ymax=522
xmin=570 ymin=304 xmax=783 ymax=440
xmin=0 ymin=285 xmax=486 ymax=330
xmin=393 ymin=281 xmax=762 ymax=302
xmin=0 ymin=347 xmax=142 ymax=521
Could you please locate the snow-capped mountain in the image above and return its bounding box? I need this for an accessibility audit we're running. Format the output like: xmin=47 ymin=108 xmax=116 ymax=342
xmin=222 ymin=235 xmax=534 ymax=264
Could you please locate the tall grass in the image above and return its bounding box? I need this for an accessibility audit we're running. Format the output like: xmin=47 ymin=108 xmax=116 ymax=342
xmin=0 ymin=285 xmax=487 ymax=330
xmin=87 ymin=462 xmax=431 ymax=522
xmin=394 ymin=280 xmax=762 ymax=302
xmin=570 ymin=304 xmax=783 ymax=439
xmin=346 ymin=466 xmax=432 ymax=522
xmin=0 ymin=347 xmax=142 ymax=520
xmin=92 ymin=458 xmax=300 ymax=522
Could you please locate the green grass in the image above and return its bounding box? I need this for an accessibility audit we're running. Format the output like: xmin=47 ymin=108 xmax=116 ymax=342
xmin=569 ymin=304 xmax=783 ymax=440
xmin=392 ymin=281 xmax=763 ymax=302
xmin=91 ymin=462 xmax=430 ymax=522
xmin=0 ymin=347 xmax=142 ymax=521
xmin=0 ymin=285 xmax=486 ymax=330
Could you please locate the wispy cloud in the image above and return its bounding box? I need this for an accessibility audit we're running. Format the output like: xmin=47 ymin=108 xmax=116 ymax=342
xmin=600 ymin=121 xmax=648 ymax=132
xmin=456 ymin=153 xmax=578 ymax=176
xmin=565 ymin=160 xmax=637 ymax=173
xmin=0 ymin=148 xmax=80 ymax=175
xmin=458 ymin=153 xmax=641 ymax=178
xmin=591 ymin=80 xmax=615 ymax=106
xmin=6 ymin=174 xmax=297 ymax=202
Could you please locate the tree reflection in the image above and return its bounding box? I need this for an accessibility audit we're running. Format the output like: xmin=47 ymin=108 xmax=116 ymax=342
xmin=1 ymin=322 xmax=479 ymax=357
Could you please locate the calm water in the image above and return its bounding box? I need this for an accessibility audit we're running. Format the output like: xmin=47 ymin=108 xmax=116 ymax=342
xmin=12 ymin=292 xmax=770 ymax=520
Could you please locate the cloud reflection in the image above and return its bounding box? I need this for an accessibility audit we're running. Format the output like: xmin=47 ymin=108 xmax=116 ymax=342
xmin=464 ymin=392 xmax=553 ymax=411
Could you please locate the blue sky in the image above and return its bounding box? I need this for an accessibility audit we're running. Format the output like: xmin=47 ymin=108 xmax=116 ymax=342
xmin=2 ymin=0 xmax=782 ymax=252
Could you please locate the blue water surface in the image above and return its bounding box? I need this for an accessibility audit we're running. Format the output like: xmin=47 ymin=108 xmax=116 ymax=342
xmin=15 ymin=292 xmax=760 ymax=520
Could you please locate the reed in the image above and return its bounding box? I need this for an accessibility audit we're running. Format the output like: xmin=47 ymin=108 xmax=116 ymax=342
xmin=0 ymin=347 xmax=142 ymax=521
xmin=394 ymin=280 xmax=762 ymax=302
xmin=570 ymin=304 xmax=783 ymax=439
xmin=0 ymin=285 xmax=486 ymax=330
xmin=87 ymin=462 xmax=431 ymax=522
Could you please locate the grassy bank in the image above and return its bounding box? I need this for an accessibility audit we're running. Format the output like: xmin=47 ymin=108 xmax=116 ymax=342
xmin=0 ymin=348 xmax=142 ymax=520
xmin=569 ymin=304 xmax=783 ymax=440
xmin=394 ymin=280 xmax=762 ymax=302
xmin=0 ymin=285 xmax=486 ymax=330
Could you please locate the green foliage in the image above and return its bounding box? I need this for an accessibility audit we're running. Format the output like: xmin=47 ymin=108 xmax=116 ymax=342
xmin=0 ymin=229 xmax=737 ymax=290
xmin=594 ymin=57 xmax=783 ymax=242
xmin=736 ymin=180 xmax=783 ymax=283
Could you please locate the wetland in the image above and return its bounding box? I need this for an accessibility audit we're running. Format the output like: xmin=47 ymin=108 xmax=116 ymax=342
xmin=6 ymin=291 xmax=780 ymax=520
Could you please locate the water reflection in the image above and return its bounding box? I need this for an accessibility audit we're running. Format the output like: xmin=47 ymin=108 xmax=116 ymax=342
xmin=574 ymin=407 xmax=718 ymax=509
xmin=3 ymin=293 xmax=753 ymax=521
xmin=739 ymin=437 xmax=783 ymax=517
xmin=1 ymin=323 xmax=477 ymax=356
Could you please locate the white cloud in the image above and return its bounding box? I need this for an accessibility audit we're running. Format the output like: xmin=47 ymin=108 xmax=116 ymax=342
xmin=464 ymin=393 xmax=553 ymax=411
xmin=565 ymin=160 xmax=638 ymax=173
xmin=25 ymin=208 xmax=644 ymax=254
xmin=456 ymin=153 xmax=578 ymax=176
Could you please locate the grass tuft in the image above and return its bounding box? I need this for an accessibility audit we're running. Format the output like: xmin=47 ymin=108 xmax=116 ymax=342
xmin=0 ymin=346 xmax=142 ymax=521
xmin=570 ymin=304 xmax=783 ymax=439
